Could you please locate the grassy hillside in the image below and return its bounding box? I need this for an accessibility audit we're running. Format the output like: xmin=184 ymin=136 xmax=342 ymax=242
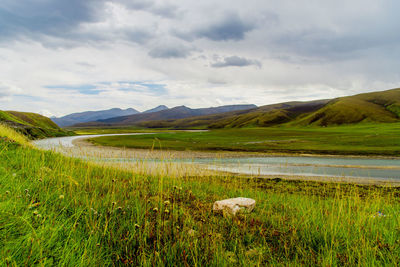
xmin=0 ymin=110 xmax=72 ymax=139
xmin=293 ymin=88 xmax=400 ymax=126
xmin=1 ymin=124 xmax=400 ymax=265
xmin=139 ymin=88 xmax=400 ymax=129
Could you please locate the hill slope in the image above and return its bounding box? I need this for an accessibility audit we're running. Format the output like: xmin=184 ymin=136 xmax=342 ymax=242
xmin=292 ymin=88 xmax=400 ymax=126
xmin=140 ymin=88 xmax=400 ymax=129
xmin=0 ymin=110 xmax=71 ymax=139
xmin=73 ymin=104 xmax=257 ymax=127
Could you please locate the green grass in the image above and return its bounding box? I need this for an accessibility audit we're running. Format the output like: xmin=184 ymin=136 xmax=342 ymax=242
xmin=1 ymin=124 xmax=400 ymax=265
xmin=89 ymin=123 xmax=400 ymax=156
xmin=0 ymin=124 xmax=400 ymax=265
xmin=0 ymin=110 xmax=73 ymax=139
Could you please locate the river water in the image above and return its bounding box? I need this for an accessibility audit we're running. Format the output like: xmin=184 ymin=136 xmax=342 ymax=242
xmin=33 ymin=134 xmax=400 ymax=181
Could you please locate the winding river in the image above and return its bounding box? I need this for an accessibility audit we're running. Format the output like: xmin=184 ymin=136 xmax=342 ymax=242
xmin=34 ymin=134 xmax=400 ymax=182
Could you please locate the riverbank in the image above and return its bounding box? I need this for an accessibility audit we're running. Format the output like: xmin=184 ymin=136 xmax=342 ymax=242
xmin=75 ymin=137 xmax=400 ymax=160
xmin=69 ymin=137 xmax=400 ymax=186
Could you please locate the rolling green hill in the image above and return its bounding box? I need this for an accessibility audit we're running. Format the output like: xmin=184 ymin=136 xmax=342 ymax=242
xmin=292 ymin=88 xmax=400 ymax=126
xmin=140 ymin=88 xmax=400 ymax=129
xmin=0 ymin=110 xmax=72 ymax=139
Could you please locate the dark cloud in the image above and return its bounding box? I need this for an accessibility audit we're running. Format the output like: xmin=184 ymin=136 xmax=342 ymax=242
xmin=175 ymin=12 xmax=255 ymax=42
xmin=123 ymin=29 xmax=154 ymax=44
xmin=211 ymin=56 xmax=261 ymax=68
xmin=0 ymin=0 xmax=159 ymax=47
xmin=195 ymin=13 xmax=254 ymax=41
xmin=148 ymin=44 xmax=194 ymax=59
xmin=0 ymin=0 xmax=100 ymax=40
xmin=116 ymin=0 xmax=180 ymax=18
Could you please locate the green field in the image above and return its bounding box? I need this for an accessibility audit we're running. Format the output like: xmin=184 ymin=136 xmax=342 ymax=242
xmin=1 ymin=124 xmax=400 ymax=265
xmin=89 ymin=123 xmax=400 ymax=156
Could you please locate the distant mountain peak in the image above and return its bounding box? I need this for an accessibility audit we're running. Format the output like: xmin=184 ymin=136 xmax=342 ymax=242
xmin=143 ymin=105 xmax=169 ymax=114
xmin=52 ymin=107 xmax=140 ymax=127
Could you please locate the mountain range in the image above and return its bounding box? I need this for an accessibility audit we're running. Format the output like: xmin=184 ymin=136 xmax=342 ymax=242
xmin=73 ymin=104 xmax=258 ymax=127
xmin=52 ymin=105 xmax=169 ymax=127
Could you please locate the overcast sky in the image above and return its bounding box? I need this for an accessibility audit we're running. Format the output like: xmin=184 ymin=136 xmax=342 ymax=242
xmin=1 ymin=0 xmax=400 ymax=116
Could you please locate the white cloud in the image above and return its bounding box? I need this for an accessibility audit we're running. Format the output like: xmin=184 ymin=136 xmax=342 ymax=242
xmin=0 ymin=82 xmax=22 ymax=101
xmin=0 ymin=0 xmax=399 ymax=116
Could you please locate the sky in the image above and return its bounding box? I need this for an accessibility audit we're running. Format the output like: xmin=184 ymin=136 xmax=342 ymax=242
xmin=1 ymin=0 xmax=400 ymax=117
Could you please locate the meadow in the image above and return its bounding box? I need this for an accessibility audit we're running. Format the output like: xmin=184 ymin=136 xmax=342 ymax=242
xmin=1 ymin=124 xmax=400 ymax=266
xmin=88 ymin=123 xmax=400 ymax=156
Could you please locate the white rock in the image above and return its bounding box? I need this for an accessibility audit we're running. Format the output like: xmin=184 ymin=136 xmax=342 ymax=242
xmin=213 ymin=197 xmax=256 ymax=216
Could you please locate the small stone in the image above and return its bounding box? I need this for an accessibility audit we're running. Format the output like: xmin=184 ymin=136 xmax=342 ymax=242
xmin=213 ymin=197 xmax=256 ymax=216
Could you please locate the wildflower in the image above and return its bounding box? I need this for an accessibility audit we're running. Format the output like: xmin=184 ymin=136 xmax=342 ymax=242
xmin=164 ymin=200 xmax=170 ymax=206
xmin=59 ymin=195 xmax=64 ymax=200
xmin=112 ymin=202 xmax=117 ymax=206
xmin=134 ymin=223 xmax=140 ymax=229
xmin=24 ymin=189 xmax=29 ymax=194
xmin=164 ymin=209 xmax=170 ymax=214
xmin=33 ymin=210 xmax=38 ymax=215
xmin=112 ymin=179 xmax=116 ymax=183
xmin=153 ymin=207 xmax=158 ymax=212
xmin=96 ymin=243 xmax=100 ymax=247
xmin=5 ymin=191 xmax=10 ymax=195
xmin=188 ymin=229 xmax=197 ymax=237
xmin=117 ymin=206 xmax=123 ymax=211
xmin=90 ymin=208 xmax=98 ymax=215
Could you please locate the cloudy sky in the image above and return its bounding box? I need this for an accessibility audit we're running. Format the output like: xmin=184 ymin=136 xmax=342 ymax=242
xmin=1 ymin=0 xmax=400 ymax=117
